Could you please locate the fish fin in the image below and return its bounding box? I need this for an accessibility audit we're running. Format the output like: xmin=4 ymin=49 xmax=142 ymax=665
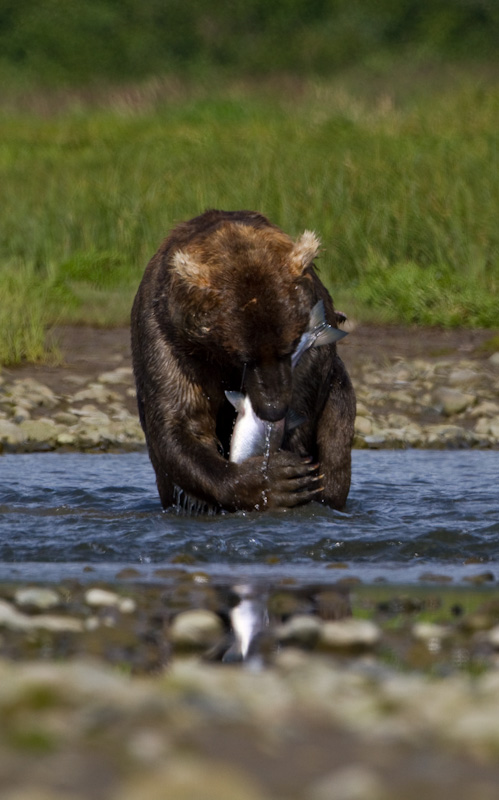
xmin=308 ymin=299 xmax=326 ymax=330
xmin=315 ymin=325 xmax=348 ymax=346
xmin=286 ymin=409 xmax=306 ymax=432
xmin=225 ymin=390 xmax=245 ymax=412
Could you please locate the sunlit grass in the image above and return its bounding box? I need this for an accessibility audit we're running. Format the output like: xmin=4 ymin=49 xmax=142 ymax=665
xmin=1 ymin=74 xmax=498 ymax=363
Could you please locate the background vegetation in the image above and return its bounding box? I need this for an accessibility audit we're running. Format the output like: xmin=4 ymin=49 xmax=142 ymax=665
xmin=1 ymin=0 xmax=498 ymax=86
xmin=0 ymin=0 xmax=498 ymax=363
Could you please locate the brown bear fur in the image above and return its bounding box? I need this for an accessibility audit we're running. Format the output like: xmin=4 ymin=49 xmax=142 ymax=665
xmin=131 ymin=209 xmax=356 ymax=512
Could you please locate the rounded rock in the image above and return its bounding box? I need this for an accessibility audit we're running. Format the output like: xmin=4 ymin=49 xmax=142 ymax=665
xmin=57 ymin=431 xmax=77 ymax=447
xmin=11 ymin=405 xmax=31 ymax=423
xmin=72 ymin=383 xmax=120 ymax=403
xmin=15 ymin=587 xmax=60 ymax=610
xmin=307 ymin=764 xmax=384 ymax=800
xmin=354 ymin=417 xmax=372 ymax=436
xmin=0 ymin=419 xmax=24 ymax=445
xmin=275 ymin=614 xmax=322 ymax=648
xmin=85 ymin=588 xmax=130 ymax=608
xmin=412 ymin=622 xmax=450 ymax=642
xmin=10 ymin=378 xmax=58 ymax=409
xmin=320 ymin=619 xmax=381 ymax=650
xmin=169 ymin=609 xmax=224 ymax=649
xmin=119 ymin=759 xmax=268 ymax=800
xmin=486 ymin=625 xmax=499 ymax=649
xmin=364 ymin=434 xmax=386 ymax=448
xmin=19 ymin=418 xmax=60 ymax=445
xmin=0 ymin=599 xmax=83 ymax=633
xmin=98 ymin=367 xmax=133 ymax=385
xmin=434 ymin=387 xmax=475 ymax=416
xmin=448 ymin=368 xmax=480 ymax=387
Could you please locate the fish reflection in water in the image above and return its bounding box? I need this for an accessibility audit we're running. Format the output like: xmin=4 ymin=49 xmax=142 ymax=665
xmin=224 ymin=584 xmax=269 ymax=663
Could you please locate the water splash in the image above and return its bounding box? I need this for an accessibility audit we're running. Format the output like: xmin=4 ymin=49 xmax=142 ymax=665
xmin=172 ymin=485 xmax=218 ymax=516
xmin=263 ymin=423 xmax=272 ymax=469
xmin=260 ymin=422 xmax=273 ymax=508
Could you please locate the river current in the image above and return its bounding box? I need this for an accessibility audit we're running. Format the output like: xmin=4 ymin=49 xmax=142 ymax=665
xmin=0 ymin=450 xmax=498 ymax=585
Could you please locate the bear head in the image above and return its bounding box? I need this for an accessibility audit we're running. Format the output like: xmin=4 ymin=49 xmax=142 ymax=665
xmin=169 ymin=221 xmax=321 ymax=422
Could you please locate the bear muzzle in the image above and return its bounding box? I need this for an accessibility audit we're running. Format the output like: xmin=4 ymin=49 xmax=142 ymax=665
xmin=243 ymin=361 xmax=292 ymax=422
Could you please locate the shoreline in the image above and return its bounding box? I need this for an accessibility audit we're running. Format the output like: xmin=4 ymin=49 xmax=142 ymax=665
xmin=2 ymin=579 xmax=499 ymax=798
xmin=1 ymin=323 xmax=498 ymax=453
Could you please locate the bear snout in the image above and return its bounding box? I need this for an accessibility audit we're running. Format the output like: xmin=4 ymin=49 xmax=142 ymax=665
xmin=244 ymin=361 xmax=292 ymax=422
xmin=254 ymin=397 xmax=289 ymax=422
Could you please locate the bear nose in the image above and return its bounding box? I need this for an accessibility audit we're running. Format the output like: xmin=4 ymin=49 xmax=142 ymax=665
xmin=257 ymin=399 xmax=288 ymax=422
xmin=243 ymin=359 xmax=292 ymax=423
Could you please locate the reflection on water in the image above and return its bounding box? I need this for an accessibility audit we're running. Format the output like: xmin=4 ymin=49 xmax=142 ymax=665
xmin=0 ymin=450 xmax=498 ymax=584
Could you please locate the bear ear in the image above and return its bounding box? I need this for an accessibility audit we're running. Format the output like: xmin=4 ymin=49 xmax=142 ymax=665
xmin=289 ymin=230 xmax=321 ymax=276
xmin=171 ymin=249 xmax=211 ymax=289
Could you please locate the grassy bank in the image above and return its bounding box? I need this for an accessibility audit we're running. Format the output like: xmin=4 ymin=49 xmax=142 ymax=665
xmin=1 ymin=71 xmax=498 ymax=364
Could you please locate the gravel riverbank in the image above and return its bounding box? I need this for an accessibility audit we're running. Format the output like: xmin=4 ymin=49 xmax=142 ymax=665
xmin=2 ymin=579 xmax=499 ymax=799
xmin=0 ymin=323 xmax=499 ymax=452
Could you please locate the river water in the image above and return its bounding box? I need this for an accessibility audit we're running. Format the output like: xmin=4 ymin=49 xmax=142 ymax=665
xmin=0 ymin=450 xmax=498 ymax=585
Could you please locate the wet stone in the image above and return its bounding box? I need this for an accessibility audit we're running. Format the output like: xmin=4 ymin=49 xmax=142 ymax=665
xmin=0 ymin=598 xmax=83 ymax=632
xmin=448 ymin=368 xmax=480 ymax=387
xmin=354 ymin=416 xmax=373 ymax=435
xmin=7 ymin=378 xmax=58 ymax=409
xmin=169 ymin=609 xmax=224 ymax=650
xmin=15 ymin=587 xmax=60 ymax=610
xmin=85 ymin=588 xmax=137 ymax=613
xmin=319 ymin=619 xmax=381 ymax=651
xmin=72 ymin=383 xmax=121 ymax=403
xmin=11 ymin=405 xmax=31 ymax=423
xmin=363 ymin=434 xmax=386 ymax=448
xmin=0 ymin=419 xmax=24 ymax=445
xmin=98 ymin=366 xmax=134 ymax=384
xmin=54 ymin=410 xmax=80 ymax=425
xmin=433 ymin=387 xmax=476 ymax=416
xmin=276 ymin=615 xmax=322 ymax=648
xmin=56 ymin=431 xmax=77 ymax=446
xmin=119 ymin=759 xmax=269 ymax=800
xmin=426 ymin=425 xmax=477 ymax=447
xmin=412 ymin=622 xmax=451 ymax=642
xmin=18 ymin=418 xmax=60 ymax=445
xmin=306 ymin=764 xmax=384 ymax=800
xmin=463 ymin=571 xmax=495 ymax=585
xmin=486 ymin=625 xmax=499 ymax=649
xmin=470 ymin=400 xmax=499 ymax=418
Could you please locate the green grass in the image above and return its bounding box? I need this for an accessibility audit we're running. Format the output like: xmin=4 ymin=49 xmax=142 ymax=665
xmin=1 ymin=71 xmax=498 ymax=364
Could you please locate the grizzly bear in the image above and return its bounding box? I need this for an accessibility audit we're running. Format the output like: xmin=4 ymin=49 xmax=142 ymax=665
xmin=131 ymin=209 xmax=355 ymax=512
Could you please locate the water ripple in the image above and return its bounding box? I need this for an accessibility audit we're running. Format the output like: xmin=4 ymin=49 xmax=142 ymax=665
xmin=0 ymin=450 xmax=498 ymax=583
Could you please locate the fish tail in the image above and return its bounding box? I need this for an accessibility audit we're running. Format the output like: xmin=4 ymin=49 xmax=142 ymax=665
xmin=314 ymin=325 xmax=348 ymax=345
xmin=308 ymin=299 xmax=326 ymax=330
